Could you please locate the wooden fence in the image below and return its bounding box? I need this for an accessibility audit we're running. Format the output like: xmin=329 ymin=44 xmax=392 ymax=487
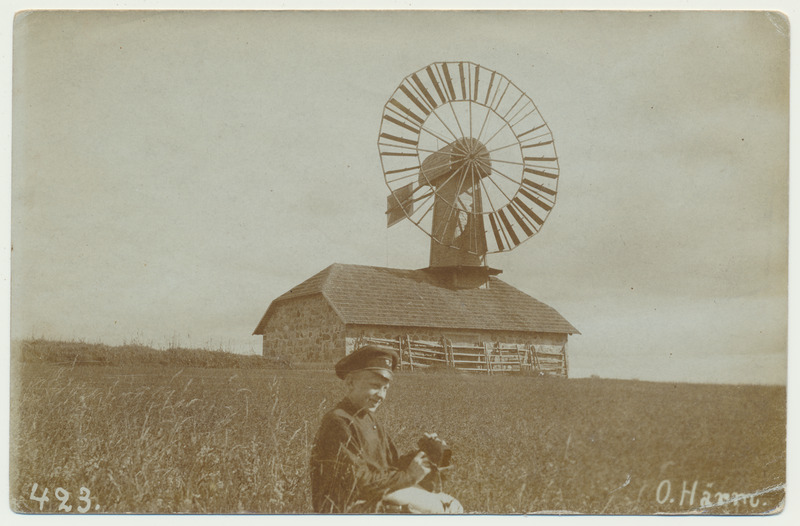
xmin=354 ymin=336 xmax=567 ymax=377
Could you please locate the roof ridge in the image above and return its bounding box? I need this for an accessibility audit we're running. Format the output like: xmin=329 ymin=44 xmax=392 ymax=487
xmin=328 ymin=262 xmax=412 ymax=272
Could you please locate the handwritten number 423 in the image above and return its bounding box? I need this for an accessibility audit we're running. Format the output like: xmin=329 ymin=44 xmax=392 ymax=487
xmin=29 ymin=483 xmax=94 ymax=513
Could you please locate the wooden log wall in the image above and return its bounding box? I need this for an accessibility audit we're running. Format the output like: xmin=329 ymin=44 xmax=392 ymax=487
xmin=354 ymin=336 xmax=568 ymax=377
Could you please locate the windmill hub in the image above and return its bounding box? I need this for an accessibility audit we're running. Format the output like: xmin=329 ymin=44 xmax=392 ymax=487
xmin=452 ymin=137 xmax=490 ymax=179
xmin=419 ymin=137 xmax=492 ymax=188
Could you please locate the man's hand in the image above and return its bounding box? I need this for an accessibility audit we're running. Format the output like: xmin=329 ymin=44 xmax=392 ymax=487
xmin=405 ymin=451 xmax=431 ymax=484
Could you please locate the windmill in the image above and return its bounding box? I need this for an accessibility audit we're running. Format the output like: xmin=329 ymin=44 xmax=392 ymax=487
xmin=380 ymin=61 xmax=559 ymax=286
xmin=254 ymin=61 xmax=577 ymax=370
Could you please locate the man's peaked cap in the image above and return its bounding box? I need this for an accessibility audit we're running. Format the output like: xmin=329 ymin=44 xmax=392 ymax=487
xmin=335 ymin=344 xmax=399 ymax=380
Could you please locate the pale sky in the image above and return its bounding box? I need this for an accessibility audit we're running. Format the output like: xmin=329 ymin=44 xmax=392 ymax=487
xmin=8 ymin=8 xmax=791 ymax=384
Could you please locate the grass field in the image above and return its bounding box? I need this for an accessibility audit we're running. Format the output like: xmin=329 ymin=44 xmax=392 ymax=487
xmin=10 ymin=347 xmax=785 ymax=515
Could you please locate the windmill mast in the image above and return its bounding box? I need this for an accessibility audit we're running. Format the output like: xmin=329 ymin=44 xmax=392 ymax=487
xmin=420 ymin=137 xmax=501 ymax=289
xmin=424 ymin=137 xmax=489 ymax=268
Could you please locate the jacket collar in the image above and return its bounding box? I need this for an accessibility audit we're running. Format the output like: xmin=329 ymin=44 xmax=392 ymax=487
xmin=338 ymin=397 xmax=372 ymax=418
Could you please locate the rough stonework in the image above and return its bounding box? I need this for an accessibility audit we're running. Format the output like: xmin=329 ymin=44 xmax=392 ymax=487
xmin=259 ymin=294 xmax=345 ymax=363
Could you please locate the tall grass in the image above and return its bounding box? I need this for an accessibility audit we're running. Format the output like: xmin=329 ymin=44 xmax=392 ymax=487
xmin=11 ymin=365 xmax=320 ymax=513
xmin=10 ymin=354 xmax=785 ymax=514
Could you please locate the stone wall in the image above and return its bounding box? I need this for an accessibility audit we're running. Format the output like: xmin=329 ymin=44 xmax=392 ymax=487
xmin=260 ymin=294 xmax=345 ymax=363
xmin=344 ymin=324 xmax=568 ymax=354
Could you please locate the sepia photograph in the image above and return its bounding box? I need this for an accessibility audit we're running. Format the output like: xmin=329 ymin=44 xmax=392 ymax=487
xmin=5 ymin=4 xmax=792 ymax=518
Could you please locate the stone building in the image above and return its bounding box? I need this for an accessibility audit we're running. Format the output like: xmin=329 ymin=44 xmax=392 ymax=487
xmin=252 ymin=262 xmax=578 ymax=365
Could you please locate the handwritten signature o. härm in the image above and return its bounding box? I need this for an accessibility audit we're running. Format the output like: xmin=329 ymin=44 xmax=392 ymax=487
xmin=656 ymin=479 xmax=783 ymax=510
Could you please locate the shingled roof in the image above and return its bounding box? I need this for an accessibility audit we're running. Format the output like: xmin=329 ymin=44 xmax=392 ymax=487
xmin=253 ymin=263 xmax=578 ymax=335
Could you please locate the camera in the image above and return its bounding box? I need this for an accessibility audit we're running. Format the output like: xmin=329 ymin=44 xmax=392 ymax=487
xmin=417 ymin=435 xmax=452 ymax=468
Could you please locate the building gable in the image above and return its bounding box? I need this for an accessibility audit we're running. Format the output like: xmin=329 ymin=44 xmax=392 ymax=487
xmin=258 ymin=293 xmax=345 ymax=362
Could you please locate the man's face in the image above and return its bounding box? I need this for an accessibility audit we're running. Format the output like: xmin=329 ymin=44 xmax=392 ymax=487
xmin=345 ymin=371 xmax=391 ymax=413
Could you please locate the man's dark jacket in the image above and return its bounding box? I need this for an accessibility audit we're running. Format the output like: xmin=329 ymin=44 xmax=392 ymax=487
xmin=310 ymin=397 xmax=414 ymax=513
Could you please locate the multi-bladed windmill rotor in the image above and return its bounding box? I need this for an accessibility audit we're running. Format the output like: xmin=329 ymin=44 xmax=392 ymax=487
xmin=380 ymin=61 xmax=559 ymax=262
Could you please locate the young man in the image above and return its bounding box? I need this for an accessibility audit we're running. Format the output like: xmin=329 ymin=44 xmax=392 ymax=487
xmin=310 ymin=344 xmax=462 ymax=513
